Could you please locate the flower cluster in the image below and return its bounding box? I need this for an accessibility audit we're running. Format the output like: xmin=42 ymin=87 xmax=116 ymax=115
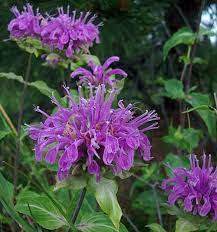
xmin=28 ymin=85 xmax=159 ymax=181
xmin=8 ymin=4 xmax=100 ymax=58
xmin=71 ymin=56 xmax=127 ymax=88
xmin=162 ymin=154 xmax=217 ymax=220
xmin=8 ymin=4 xmax=42 ymax=38
xmin=41 ymin=7 xmax=100 ymax=58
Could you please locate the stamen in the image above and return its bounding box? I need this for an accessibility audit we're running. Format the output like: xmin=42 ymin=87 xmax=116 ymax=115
xmin=34 ymin=106 xmax=50 ymax=118
xmin=208 ymin=154 xmax=211 ymax=168
xmin=202 ymin=153 xmax=206 ymax=169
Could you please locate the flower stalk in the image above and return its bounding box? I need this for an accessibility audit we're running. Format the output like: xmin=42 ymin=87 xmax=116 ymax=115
xmin=14 ymin=53 xmax=32 ymax=196
xmin=71 ymin=187 xmax=87 ymax=224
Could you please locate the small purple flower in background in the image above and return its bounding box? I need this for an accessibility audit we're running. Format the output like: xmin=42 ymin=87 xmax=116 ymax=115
xmin=8 ymin=4 xmax=42 ymax=39
xmin=71 ymin=56 xmax=127 ymax=88
xmin=41 ymin=7 xmax=101 ymax=58
xmin=162 ymin=154 xmax=217 ymax=220
xmin=41 ymin=53 xmax=62 ymax=68
xmin=28 ymin=85 xmax=159 ymax=181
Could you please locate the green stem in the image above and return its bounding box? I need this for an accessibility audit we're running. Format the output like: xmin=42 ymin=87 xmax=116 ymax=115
xmin=123 ymin=211 xmax=140 ymax=232
xmin=0 ymin=104 xmax=17 ymax=135
xmin=14 ymin=54 xmax=32 ymax=197
xmin=151 ymin=184 xmax=163 ymax=227
xmin=71 ymin=188 xmax=87 ymax=225
xmin=180 ymin=46 xmax=191 ymax=82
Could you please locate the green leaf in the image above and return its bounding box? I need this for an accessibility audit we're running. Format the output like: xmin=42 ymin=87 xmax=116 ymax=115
xmin=163 ymin=79 xmax=185 ymax=100
xmin=0 ymin=130 xmax=12 ymax=140
xmin=163 ymin=27 xmax=196 ymax=60
xmin=164 ymin=204 xmax=217 ymax=231
xmin=54 ymin=175 xmax=87 ymax=191
xmin=0 ymin=173 xmax=35 ymax=232
xmin=1 ymin=199 xmax=36 ymax=232
xmin=163 ymin=126 xmax=202 ymax=153
xmin=192 ymin=57 xmax=207 ymax=65
xmin=146 ymin=223 xmax=167 ymax=232
xmin=0 ymin=72 xmax=25 ymax=84
xmin=186 ymin=93 xmax=217 ymax=138
xmin=80 ymin=54 xmax=101 ymax=65
xmin=25 ymin=37 xmax=44 ymax=50
xmin=175 ymin=218 xmax=198 ymax=232
xmin=76 ymin=213 xmax=128 ymax=232
xmin=0 ymin=72 xmax=60 ymax=99
xmin=179 ymin=55 xmax=190 ymax=64
xmin=16 ymin=37 xmax=45 ymax=57
xmin=88 ymin=177 xmax=122 ymax=230
xmin=183 ymin=105 xmax=217 ymax=114
xmin=70 ymin=89 xmax=79 ymax=103
xmin=199 ymin=26 xmax=216 ymax=36
xmin=164 ymin=153 xmax=189 ymax=176
xmin=133 ymin=189 xmax=166 ymax=217
xmin=0 ymin=172 xmax=13 ymax=204
xmin=115 ymin=78 xmax=125 ymax=94
xmin=28 ymin=80 xmax=57 ymax=97
xmin=15 ymin=190 xmax=69 ymax=230
xmin=0 ymin=213 xmax=11 ymax=224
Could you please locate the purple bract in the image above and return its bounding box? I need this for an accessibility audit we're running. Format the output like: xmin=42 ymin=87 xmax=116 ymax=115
xmin=41 ymin=7 xmax=100 ymax=57
xmin=162 ymin=154 xmax=217 ymax=220
xmin=28 ymin=85 xmax=159 ymax=181
xmin=71 ymin=56 xmax=127 ymax=88
xmin=8 ymin=4 xmax=42 ymax=39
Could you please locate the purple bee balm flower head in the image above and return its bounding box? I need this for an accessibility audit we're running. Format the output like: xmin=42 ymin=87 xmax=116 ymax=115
xmin=28 ymin=85 xmax=159 ymax=181
xmin=71 ymin=56 xmax=127 ymax=88
xmin=8 ymin=4 xmax=42 ymax=39
xmin=162 ymin=154 xmax=217 ymax=220
xmin=40 ymin=6 xmax=101 ymax=58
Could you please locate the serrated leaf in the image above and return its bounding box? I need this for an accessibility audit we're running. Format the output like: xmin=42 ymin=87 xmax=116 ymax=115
xmin=88 ymin=177 xmax=122 ymax=230
xmin=146 ymin=223 xmax=167 ymax=232
xmin=163 ymin=126 xmax=202 ymax=153
xmin=76 ymin=213 xmax=128 ymax=232
xmin=186 ymin=93 xmax=217 ymax=138
xmin=15 ymin=190 xmax=69 ymax=230
xmin=0 ymin=72 xmax=25 ymax=84
xmin=175 ymin=218 xmax=198 ymax=232
xmin=163 ymin=79 xmax=185 ymax=100
xmin=163 ymin=27 xmax=196 ymax=60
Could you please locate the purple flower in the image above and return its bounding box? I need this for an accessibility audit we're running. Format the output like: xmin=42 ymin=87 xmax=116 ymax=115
xmin=8 ymin=4 xmax=42 ymax=39
xmin=162 ymin=154 xmax=217 ymax=220
xmin=28 ymin=85 xmax=159 ymax=181
xmin=71 ymin=56 xmax=127 ymax=88
xmin=40 ymin=7 xmax=100 ymax=58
